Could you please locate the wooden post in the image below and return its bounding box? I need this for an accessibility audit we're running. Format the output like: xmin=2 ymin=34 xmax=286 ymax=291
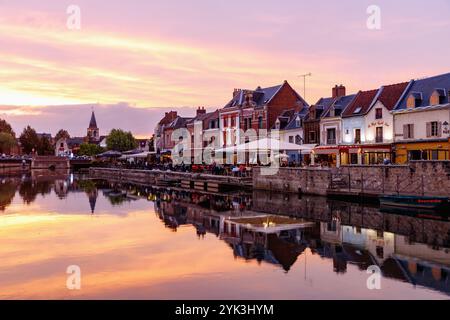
xmin=421 ymin=175 xmax=424 ymax=196
xmin=348 ymin=171 xmax=351 ymax=192
xmin=396 ymin=174 xmax=399 ymax=195
xmin=361 ymin=172 xmax=364 ymax=193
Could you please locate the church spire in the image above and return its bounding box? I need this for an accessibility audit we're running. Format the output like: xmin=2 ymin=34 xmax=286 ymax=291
xmin=89 ymin=110 xmax=98 ymax=129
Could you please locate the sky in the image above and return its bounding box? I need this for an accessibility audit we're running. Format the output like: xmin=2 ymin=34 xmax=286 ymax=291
xmin=0 ymin=0 xmax=450 ymax=137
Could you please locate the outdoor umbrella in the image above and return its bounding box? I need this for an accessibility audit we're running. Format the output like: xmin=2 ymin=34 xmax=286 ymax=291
xmin=97 ymin=150 xmax=122 ymax=158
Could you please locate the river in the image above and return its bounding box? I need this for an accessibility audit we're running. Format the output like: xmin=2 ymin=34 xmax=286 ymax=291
xmin=0 ymin=172 xmax=449 ymax=299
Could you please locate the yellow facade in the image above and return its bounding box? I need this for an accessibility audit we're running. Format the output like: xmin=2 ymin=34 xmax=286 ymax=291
xmin=394 ymin=139 xmax=450 ymax=164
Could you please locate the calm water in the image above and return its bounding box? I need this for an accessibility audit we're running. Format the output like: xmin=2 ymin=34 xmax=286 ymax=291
xmin=0 ymin=172 xmax=449 ymax=299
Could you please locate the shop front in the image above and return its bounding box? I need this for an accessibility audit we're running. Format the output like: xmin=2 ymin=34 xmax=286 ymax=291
xmin=313 ymin=146 xmax=339 ymax=167
xmin=393 ymin=139 xmax=450 ymax=164
xmin=339 ymin=144 xmax=393 ymax=165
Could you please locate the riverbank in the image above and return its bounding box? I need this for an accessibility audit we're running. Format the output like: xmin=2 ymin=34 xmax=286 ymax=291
xmin=90 ymin=160 xmax=450 ymax=199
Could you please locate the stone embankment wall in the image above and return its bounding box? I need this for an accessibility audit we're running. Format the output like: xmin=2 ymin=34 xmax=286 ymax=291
xmin=252 ymin=161 xmax=450 ymax=197
xmin=31 ymin=156 xmax=69 ymax=170
xmin=252 ymin=167 xmax=331 ymax=196
xmin=0 ymin=161 xmax=29 ymax=174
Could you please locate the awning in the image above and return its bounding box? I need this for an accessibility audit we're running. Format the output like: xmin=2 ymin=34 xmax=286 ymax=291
xmin=119 ymin=151 xmax=155 ymax=159
xmin=216 ymin=138 xmax=316 ymax=154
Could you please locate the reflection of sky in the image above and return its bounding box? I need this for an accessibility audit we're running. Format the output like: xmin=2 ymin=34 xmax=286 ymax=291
xmin=0 ymin=188 xmax=448 ymax=299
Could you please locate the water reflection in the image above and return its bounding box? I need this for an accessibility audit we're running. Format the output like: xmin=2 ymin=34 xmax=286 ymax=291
xmin=0 ymin=173 xmax=449 ymax=299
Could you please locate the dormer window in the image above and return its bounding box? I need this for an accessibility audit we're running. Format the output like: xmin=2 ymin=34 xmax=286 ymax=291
xmin=275 ymin=119 xmax=280 ymax=129
xmin=430 ymin=89 xmax=446 ymax=106
xmin=407 ymin=92 xmax=422 ymax=108
xmin=329 ymin=108 xmax=335 ymax=117
xmin=295 ymin=116 xmax=301 ymax=127
xmin=309 ymin=106 xmax=316 ymax=119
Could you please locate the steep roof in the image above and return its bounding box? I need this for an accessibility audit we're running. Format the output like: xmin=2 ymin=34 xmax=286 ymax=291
xmin=89 ymin=111 xmax=98 ymax=128
xmin=395 ymin=72 xmax=450 ymax=110
xmin=342 ymin=89 xmax=379 ymax=117
xmin=376 ymin=82 xmax=410 ymax=111
xmin=167 ymin=116 xmax=193 ymax=130
xmin=284 ymin=106 xmax=309 ymax=130
xmin=322 ymin=94 xmax=357 ymax=118
xmin=272 ymin=109 xmax=296 ymax=130
xmin=224 ymin=81 xmax=308 ymax=109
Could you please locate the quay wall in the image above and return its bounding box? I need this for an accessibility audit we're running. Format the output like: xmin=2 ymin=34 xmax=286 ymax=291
xmin=0 ymin=161 xmax=29 ymax=174
xmin=89 ymin=167 xmax=252 ymax=189
xmin=253 ymin=161 xmax=450 ymax=197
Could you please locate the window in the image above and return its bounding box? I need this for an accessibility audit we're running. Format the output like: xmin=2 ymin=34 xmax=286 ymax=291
xmin=295 ymin=117 xmax=301 ymax=127
xmin=309 ymin=131 xmax=316 ymax=143
xmin=275 ymin=120 xmax=280 ymax=129
xmin=354 ymin=129 xmax=361 ymax=144
xmin=375 ymin=108 xmax=383 ymax=119
xmin=289 ymin=136 xmax=294 ymax=143
xmin=430 ymin=90 xmax=446 ymax=106
xmin=258 ymin=116 xmax=263 ymax=129
xmin=329 ymin=108 xmax=335 ymax=117
xmin=403 ymin=124 xmax=414 ymax=139
xmin=231 ymin=117 xmax=235 ymax=127
xmin=376 ymin=127 xmax=383 ymax=143
xmin=295 ymin=135 xmax=302 ymax=145
xmin=407 ymin=93 xmax=422 ymax=108
xmin=353 ymin=107 xmax=362 ymax=114
xmin=427 ymin=121 xmax=440 ymax=137
xmin=327 ymin=128 xmax=336 ymax=145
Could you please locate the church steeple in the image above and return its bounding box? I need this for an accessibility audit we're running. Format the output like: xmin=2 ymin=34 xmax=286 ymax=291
xmin=89 ymin=110 xmax=98 ymax=129
xmin=87 ymin=109 xmax=99 ymax=142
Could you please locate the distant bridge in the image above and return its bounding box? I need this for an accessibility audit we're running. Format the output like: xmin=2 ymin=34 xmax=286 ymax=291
xmin=31 ymin=156 xmax=70 ymax=170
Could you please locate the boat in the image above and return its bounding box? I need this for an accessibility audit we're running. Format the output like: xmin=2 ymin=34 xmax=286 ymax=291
xmin=379 ymin=195 xmax=450 ymax=221
xmin=379 ymin=195 xmax=450 ymax=210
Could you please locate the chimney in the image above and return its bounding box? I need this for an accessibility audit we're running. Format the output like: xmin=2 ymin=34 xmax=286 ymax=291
xmin=332 ymin=85 xmax=346 ymax=98
xmin=233 ymin=88 xmax=240 ymax=98
xmin=196 ymin=106 xmax=206 ymax=116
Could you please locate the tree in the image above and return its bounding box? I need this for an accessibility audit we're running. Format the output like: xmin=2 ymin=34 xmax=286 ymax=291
xmin=19 ymin=126 xmax=40 ymax=154
xmin=38 ymin=136 xmax=55 ymax=155
xmin=55 ymin=129 xmax=70 ymax=142
xmin=0 ymin=118 xmax=15 ymax=137
xmin=78 ymin=143 xmax=104 ymax=156
xmin=106 ymin=129 xmax=137 ymax=152
xmin=0 ymin=132 xmax=16 ymax=154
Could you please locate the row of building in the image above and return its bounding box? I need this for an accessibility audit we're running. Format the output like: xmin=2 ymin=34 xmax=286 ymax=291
xmin=154 ymin=72 xmax=450 ymax=166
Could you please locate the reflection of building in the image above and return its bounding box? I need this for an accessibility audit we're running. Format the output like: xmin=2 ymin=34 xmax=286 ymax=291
xmin=220 ymin=215 xmax=313 ymax=271
xmin=54 ymin=179 xmax=69 ymax=198
xmin=87 ymin=189 xmax=98 ymax=214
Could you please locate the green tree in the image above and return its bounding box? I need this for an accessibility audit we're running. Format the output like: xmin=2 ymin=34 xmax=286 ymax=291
xmin=55 ymin=129 xmax=70 ymax=142
xmin=78 ymin=143 xmax=104 ymax=156
xmin=19 ymin=126 xmax=40 ymax=154
xmin=0 ymin=118 xmax=15 ymax=137
xmin=106 ymin=129 xmax=137 ymax=152
xmin=0 ymin=132 xmax=16 ymax=154
xmin=38 ymin=136 xmax=55 ymax=155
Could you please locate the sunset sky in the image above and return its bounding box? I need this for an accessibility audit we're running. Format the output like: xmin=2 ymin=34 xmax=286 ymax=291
xmin=1 ymin=0 xmax=450 ymax=137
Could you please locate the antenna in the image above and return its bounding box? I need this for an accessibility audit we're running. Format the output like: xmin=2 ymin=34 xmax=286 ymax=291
xmin=298 ymin=73 xmax=312 ymax=101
